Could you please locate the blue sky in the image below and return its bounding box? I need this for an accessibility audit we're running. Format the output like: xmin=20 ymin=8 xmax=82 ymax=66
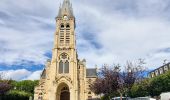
xmin=0 ymin=0 xmax=170 ymax=80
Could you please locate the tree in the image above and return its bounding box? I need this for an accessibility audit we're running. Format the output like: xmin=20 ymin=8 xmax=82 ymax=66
xmin=130 ymin=71 xmax=170 ymax=98
xmin=130 ymin=79 xmax=150 ymax=97
xmin=13 ymin=80 xmax=39 ymax=93
xmin=90 ymin=59 xmax=146 ymax=100
xmin=90 ymin=65 xmax=120 ymax=99
xmin=90 ymin=78 xmax=103 ymax=95
xmin=0 ymin=72 xmax=12 ymax=95
xmin=117 ymin=59 xmax=146 ymax=99
xmin=149 ymin=70 xmax=170 ymax=97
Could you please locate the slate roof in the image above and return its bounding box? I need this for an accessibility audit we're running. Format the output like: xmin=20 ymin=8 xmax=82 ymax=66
xmin=150 ymin=62 xmax=170 ymax=73
xmin=86 ymin=68 xmax=97 ymax=77
xmin=57 ymin=0 xmax=74 ymax=18
xmin=41 ymin=69 xmax=46 ymax=79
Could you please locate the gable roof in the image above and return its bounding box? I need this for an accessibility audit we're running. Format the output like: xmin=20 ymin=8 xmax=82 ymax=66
xmin=41 ymin=69 xmax=46 ymax=79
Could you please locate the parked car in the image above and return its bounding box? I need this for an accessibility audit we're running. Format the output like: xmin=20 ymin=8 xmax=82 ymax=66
xmin=111 ymin=97 xmax=130 ymax=100
xmin=160 ymin=92 xmax=170 ymax=100
xmin=129 ymin=97 xmax=156 ymax=100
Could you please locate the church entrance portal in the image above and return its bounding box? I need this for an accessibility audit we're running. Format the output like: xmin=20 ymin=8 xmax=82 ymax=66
xmin=60 ymin=90 xmax=70 ymax=100
xmin=57 ymin=83 xmax=70 ymax=100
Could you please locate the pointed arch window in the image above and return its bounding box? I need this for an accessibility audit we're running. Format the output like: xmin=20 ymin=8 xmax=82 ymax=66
xmin=58 ymin=53 xmax=69 ymax=74
xmin=65 ymin=60 xmax=69 ymax=73
xmin=60 ymin=24 xmax=64 ymax=29
xmin=66 ymin=24 xmax=70 ymax=45
xmin=66 ymin=24 xmax=70 ymax=29
xmin=59 ymin=23 xmax=64 ymax=45
xmin=59 ymin=61 xmax=64 ymax=74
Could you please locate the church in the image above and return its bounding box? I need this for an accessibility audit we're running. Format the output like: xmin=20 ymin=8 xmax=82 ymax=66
xmin=34 ymin=0 xmax=98 ymax=100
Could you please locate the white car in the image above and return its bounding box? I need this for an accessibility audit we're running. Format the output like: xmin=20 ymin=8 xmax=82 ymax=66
xmin=129 ymin=97 xmax=156 ymax=100
xmin=111 ymin=97 xmax=129 ymax=100
xmin=160 ymin=92 xmax=170 ymax=100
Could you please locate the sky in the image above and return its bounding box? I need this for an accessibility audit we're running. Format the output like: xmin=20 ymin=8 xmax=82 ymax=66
xmin=0 ymin=0 xmax=170 ymax=80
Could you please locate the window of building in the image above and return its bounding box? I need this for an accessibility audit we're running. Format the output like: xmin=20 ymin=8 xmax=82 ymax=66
xmin=155 ymin=70 xmax=158 ymax=76
xmin=66 ymin=24 xmax=70 ymax=28
xmin=151 ymin=72 xmax=155 ymax=78
xmin=62 ymin=53 xmax=67 ymax=59
xmin=65 ymin=60 xmax=69 ymax=73
xmin=59 ymin=23 xmax=70 ymax=46
xmin=164 ymin=66 xmax=168 ymax=72
xmin=59 ymin=24 xmax=65 ymax=45
xmin=58 ymin=53 xmax=69 ymax=74
xmin=60 ymin=24 xmax=64 ymax=28
xmin=59 ymin=61 xmax=63 ymax=74
xmin=65 ymin=24 xmax=70 ymax=45
xmin=159 ymin=68 xmax=163 ymax=74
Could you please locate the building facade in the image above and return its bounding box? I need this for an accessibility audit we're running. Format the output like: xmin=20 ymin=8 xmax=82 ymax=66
xmin=34 ymin=0 xmax=98 ymax=100
xmin=148 ymin=62 xmax=170 ymax=78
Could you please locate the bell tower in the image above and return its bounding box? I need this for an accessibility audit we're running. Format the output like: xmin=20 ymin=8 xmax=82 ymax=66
xmin=52 ymin=0 xmax=77 ymax=75
xmin=49 ymin=0 xmax=79 ymax=100
xmin=55 ymin=0 xmax=75 ymax=48
xmin=34 ymin=1 xmax=99 ymax=100
xmin=52 ymin=0 xmax=78 ymax=77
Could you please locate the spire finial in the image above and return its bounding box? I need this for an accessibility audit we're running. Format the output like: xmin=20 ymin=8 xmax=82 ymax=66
xmin=57 ymin=0 xmax=74 ymax=18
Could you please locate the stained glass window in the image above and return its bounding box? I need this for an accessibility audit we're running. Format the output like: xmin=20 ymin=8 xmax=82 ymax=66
xmin=59 ymin=61 xmax=63 ymax=74
xmin=65 ymin=60 xmax=69 ymax=73
xmin=62 ymin=53 xmax=67 ymax=59
xmin=59 ymin=53 xmax=69 ymax=74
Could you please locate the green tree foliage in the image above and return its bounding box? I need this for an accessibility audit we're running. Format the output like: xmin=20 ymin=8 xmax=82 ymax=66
xmin=12 ymin=80 xmax=39 ymax=93
xmin=149 ymin=71 xmax=170 ymax=96
xmin=130 ymin=79 xmax=150 ymax=97
xmin=130 ymin=71 xmax=170 ymax=97
xmin=0 ymin=80 xmax=39 ymax=100
xmin=0 ymin=90 xmax=32 ymax=100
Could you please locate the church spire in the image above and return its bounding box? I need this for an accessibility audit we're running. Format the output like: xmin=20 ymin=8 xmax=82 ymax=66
xmin=57 ymin=0 xmax=74 ymax=18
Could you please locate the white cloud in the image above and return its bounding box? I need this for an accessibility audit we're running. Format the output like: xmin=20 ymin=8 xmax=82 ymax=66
xmin=0 ymin=0 xmax=170 ymax=70
xmin=0 ymin=26 xmax=53 ymax=65
xmin=24 ymin=70 xmax=42 ymax=80
xmin=0 ymin=69 xmax=42 ymax=80
xmin=0 ymin=69 xmax=31 ymax=80
xmin=74 ymin=0 xmax=170 ymax=69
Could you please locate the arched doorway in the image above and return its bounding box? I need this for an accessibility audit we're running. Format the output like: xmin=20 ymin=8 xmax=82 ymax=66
xmin=60 ymin=87 xmax=70 ymax=100
xmin=56 ymin=83 xmax=70 ymax=100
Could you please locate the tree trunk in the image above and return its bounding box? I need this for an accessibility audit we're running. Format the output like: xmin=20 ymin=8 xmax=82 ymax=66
xmin=120 ymin=93 xmax=123 ymax=100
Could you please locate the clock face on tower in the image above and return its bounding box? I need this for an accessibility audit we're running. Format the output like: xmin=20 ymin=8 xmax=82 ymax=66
xmin=63 ymin=15 xmax=68 ymax=20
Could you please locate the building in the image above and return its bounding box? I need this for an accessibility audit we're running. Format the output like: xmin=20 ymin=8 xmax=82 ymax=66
xmin=34 ymin=0 xmax=98 ymax=100
xmin=148 ymin=62 xmax=170 ymax=78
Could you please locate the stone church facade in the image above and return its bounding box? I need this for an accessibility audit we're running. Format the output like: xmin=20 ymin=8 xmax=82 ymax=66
xmin=34 ymin=0 xmax=98 ymax=100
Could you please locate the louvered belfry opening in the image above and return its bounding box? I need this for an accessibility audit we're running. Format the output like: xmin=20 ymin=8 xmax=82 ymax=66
xmin=59 ymin=24 xmax=70 ymax=46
